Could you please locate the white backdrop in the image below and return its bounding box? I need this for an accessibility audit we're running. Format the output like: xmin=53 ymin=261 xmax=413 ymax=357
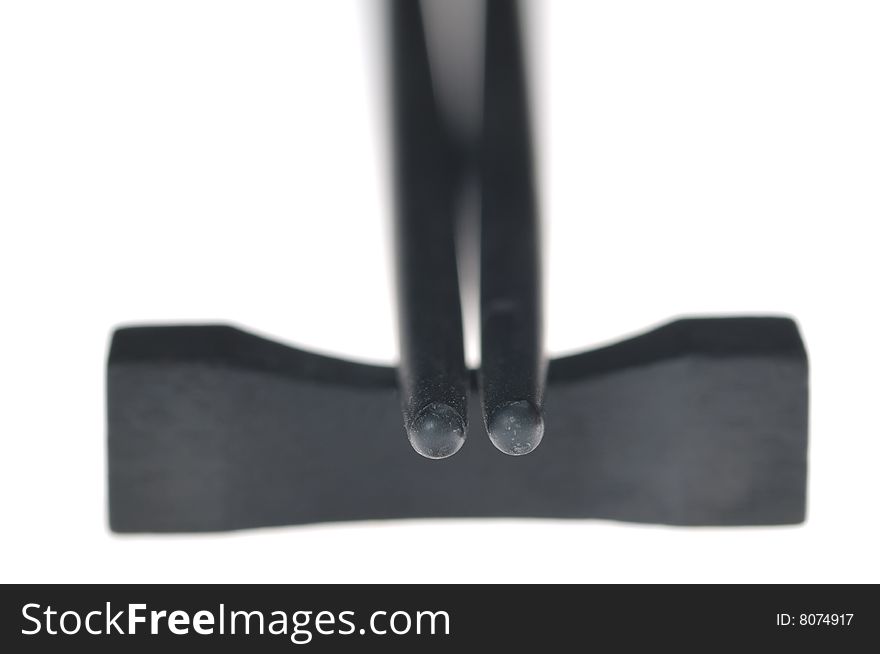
xmin=1 ymin=0 xmax=878 ymax=583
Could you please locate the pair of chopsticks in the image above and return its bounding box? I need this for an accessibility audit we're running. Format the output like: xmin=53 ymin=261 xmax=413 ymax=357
xmin=390 ymin=0 xmax=545 ymax=459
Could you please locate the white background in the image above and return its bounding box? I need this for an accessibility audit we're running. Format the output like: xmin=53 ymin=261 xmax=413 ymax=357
xmin=1 ymin=0 xmax=878 ymax=583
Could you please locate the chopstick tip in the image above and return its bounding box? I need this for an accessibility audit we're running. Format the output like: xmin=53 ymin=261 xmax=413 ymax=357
xmin=408 ymin=402 xmax=467 ymax=460
xmin=487 ymin=400 xmax=544 ymax=456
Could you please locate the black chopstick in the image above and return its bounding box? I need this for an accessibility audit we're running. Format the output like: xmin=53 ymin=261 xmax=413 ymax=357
xmin=389 ymin=0 xmax=469 ymax=459
xmin=479 ymin=0 xmax=546 ymax=455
